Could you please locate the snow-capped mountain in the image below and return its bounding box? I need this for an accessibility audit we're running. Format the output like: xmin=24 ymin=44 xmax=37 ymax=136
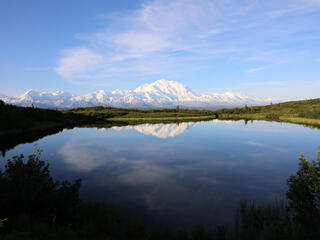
xmin=0 ymin=79 xmax=276 ymax=108
xmin=0 ymin=89 xmax=75 ymax=108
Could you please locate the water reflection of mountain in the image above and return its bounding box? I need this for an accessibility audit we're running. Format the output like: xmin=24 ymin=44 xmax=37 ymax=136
xmin=113 ymin=122 xmax=196 ymax=138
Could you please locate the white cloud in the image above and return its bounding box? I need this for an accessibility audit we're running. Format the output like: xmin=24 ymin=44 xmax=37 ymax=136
xmin=55 ymin=0 xmax=320 ymax=83
xmin=55 ymin=48 xmax=105 ymax=79
xmin=266 ymin=0 xmax=320 ymax=18
xmin=245 ymin=60 xmax=288 ymax=73
xmin=245 ymin=67 xmax=267 ymax=73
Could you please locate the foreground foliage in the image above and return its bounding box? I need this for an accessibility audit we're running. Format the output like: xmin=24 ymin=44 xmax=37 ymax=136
xmin=0 ymin=147 xmax=81 ymax=230
xmin=286 ymin=148 xmax=320 ymax=238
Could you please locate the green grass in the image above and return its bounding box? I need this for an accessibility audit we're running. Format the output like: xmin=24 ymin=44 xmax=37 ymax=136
xmin=3 ymin=97 xmax=320 ymax=132
xmin=63 ymin=106 xmax=217 ymax=121
xmin=63 ymin=98 xmax=320 ymax=125
xmin=215 ymin=98 xmax=320 ymax=118
xmin=62 ymin=98 xmax=320 ymax=128
xmin=213 ymin=98 xmax=320 ymax=127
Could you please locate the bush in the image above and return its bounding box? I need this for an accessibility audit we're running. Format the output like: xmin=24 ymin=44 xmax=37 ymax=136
xmin=286 ymin=149 xmax=320 ymax=237
xmin=0 ymin=147 xmax=81 ymax=231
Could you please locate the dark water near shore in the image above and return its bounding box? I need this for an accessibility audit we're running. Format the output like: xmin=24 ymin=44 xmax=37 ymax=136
xmin=1 ymin=120 xmax=320 ymax=229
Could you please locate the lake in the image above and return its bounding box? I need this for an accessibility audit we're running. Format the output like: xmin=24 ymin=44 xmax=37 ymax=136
xmin=1 ymin=119 xmax=320 ymax=229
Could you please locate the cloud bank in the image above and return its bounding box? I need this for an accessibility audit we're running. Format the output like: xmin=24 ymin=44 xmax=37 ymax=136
xmin=55 ymin=0 xmax=320 ymax=84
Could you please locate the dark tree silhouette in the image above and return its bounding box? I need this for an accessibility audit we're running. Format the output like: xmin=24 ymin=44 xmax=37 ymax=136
xmin=286 ymin=147 xmax=320 ymax=237
xmin=0 ymin=147 xmax=81 ymax=229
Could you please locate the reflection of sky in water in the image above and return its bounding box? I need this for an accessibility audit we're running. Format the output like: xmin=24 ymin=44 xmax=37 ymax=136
xmin=1 ymin=120 xmax=320 ymax=228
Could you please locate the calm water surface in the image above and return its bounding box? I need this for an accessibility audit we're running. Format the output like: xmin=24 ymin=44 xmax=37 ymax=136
xmin=1 ymin=120 xmax=320 ymax=228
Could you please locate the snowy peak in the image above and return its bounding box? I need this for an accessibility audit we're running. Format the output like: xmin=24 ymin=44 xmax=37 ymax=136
xmin=2 ymin=89 xmax=74 ymax=107
xmin=20 ymin=89 xmax=40 ymax=100
xmin=111 ymin=89 xmax=132 ymax=96
xmin=85 ymin=90 xmax=109 ymax=102
xmin=134 ymin=79 xmax=187 ymax=94
xmin=0 ymin=79 xmax=276 ymax=108
xmin=18 ymin=89 xmax=72 ymax=101
xmin=134 ymin=79 xmax=199 ymax=100
xmin=50 ymin=91 xmax=73 ymax=98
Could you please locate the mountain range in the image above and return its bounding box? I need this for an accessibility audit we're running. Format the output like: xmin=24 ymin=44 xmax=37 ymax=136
xmin=0 ymin=79 xmax=275 ymax=109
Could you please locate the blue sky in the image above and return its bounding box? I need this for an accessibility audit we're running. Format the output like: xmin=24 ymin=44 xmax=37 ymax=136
xmin=1 ymin=0 xmax=320 ymax=100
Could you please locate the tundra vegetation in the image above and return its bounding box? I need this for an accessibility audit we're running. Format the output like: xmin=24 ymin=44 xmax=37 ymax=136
xmin=214 ymin=98 xmax=320 ymax=127
xmin=0 ymin=147 xmax=319 ymax=239
xmin=2 ymin=98 xmax=320 ymax=133
xmin=60 ymin=98 xmax=320 ymax=128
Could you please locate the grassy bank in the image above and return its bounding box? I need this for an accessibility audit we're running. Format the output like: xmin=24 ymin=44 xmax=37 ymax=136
xmin=215 ymin=98 xmax=320 ymax=118
xmin=214 ymin=98 xmax=320 ymax=127
xmin=63 ymin=98 xmax=320 ymax=127
xmin=3 ymin=97 xmax=320 ymax=135
xmin=63 ymin=106 xmax=216 ymax=121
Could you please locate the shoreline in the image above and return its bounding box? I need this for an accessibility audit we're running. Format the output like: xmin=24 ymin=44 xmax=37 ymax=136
xmin=1 ymin=115 xmax=320 ymax=156
xmin=2 ymin=115 xmax=320 ymax=138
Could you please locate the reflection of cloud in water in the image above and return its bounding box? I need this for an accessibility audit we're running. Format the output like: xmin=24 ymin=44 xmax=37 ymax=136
xmin=244 ymin=140 xmax=288 ymax=153
xmin=5 ymin=118 xmax=317 ymax=227
xmin=53 ymin=122 xmax=298 ymax=227
xmin=59 ymin=139 xmax=109 ymax=172
xmin=119 ymin=164 xmax=173 ymax=185
xmin=113 ymin=122 xmax=195 ymax=138
xmin=245 ymin=141 xmax=269 ymax=148
xmin=58 ymin=135 xmax=176 ymax=181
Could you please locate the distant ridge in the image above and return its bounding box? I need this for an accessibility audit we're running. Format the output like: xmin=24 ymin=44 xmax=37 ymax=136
xmin=0 ymin=79 xmax=276 ymax=109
